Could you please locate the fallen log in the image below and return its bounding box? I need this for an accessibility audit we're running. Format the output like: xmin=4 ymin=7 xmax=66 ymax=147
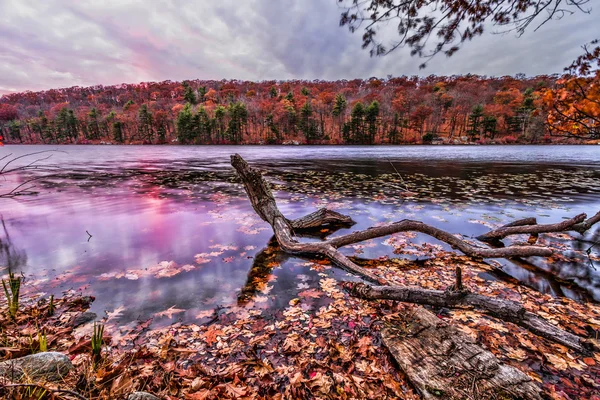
xmin=231 ymin=153 xmax=384 ymax=284
xmin=380 ymin=306 xmax=542 ymax=400
xmin=347 ymin=282 xmax=598 ymax=354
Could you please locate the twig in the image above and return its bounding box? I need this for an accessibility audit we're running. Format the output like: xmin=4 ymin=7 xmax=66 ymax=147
xmin=386 ymin=158 xmax=412 ymax=193
xmin=0 ymin=150 xmax=65 ymax=174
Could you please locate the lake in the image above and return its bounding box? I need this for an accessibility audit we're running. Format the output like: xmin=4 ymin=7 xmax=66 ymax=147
xmin=1 ymin=145 xmax=600 ymax=327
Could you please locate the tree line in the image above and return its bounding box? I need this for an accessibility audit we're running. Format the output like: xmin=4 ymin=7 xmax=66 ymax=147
xmin=0 ymin=74 xmax=598 ymax=145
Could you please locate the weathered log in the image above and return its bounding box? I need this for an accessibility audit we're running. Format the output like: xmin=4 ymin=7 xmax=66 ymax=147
xmin=231 ymin=154 xmax=596 ymax=351
xmin=380 ymin=306 xmax=542 ymax=400
xmin=477 ymin=213 xmax=590 ymax=241
xmin=348 ymin=283 xmax=598 ymax=354
xmin=290 ymin=208 xmax=355 ymax=230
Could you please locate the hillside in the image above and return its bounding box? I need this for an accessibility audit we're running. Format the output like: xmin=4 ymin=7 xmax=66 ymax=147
xmin=0 ymin=75 xmax=597 ymax=145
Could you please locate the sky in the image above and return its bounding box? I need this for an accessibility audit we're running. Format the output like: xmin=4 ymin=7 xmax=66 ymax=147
xmin=0 ymin=0 xmax=597 ymax=95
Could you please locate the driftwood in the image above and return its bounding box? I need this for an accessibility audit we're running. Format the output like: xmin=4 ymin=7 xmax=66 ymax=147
xmin=231 ymin=154 xmax=598 ymax=397
xmin=380 ymin=306 xmax=542 ymax=400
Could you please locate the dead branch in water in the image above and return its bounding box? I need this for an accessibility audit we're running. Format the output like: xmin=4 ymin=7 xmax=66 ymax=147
xmin=231 ymin=154 xmax=590 ymax=399
xmin=0 ymin=150 xmax=63 ymax=198
xmin=230 ymin=153 xmax=598 ymax=355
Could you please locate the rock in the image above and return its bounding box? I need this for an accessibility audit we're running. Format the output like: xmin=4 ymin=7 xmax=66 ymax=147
xmin=0 ymin=352 xmax=73 ymax=382
xmin=128 ymin=392 xmax=161 ymax=400
xmin=71 ymin=295 xmax=95 ymax=308
xmin=72 ymin=311 xmax=97 ymax=327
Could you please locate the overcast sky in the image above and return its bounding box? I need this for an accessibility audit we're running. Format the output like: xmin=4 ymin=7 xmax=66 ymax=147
xmin=0 ymin=0 xmax=597 ymax=95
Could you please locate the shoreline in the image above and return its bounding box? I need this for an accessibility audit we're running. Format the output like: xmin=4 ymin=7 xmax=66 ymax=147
xmin=3 ymin=142 xmax=600 ymax=146
xmin=3 ymin=249 xmax=600 ymax=399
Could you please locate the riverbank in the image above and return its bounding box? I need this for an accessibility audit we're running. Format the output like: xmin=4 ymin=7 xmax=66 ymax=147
xmin=2 ymin=247 xmax=600 ymax=399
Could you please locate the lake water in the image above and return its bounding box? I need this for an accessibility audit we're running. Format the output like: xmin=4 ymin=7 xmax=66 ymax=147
xmin=1 ymin=145 xmax=600 ymax=326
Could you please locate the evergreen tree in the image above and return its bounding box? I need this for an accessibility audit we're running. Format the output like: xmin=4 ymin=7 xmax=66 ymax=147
xmin=197 ymin=86 xmax=207 ymax=103
xmin=195 ymin=106 xmax=212 ymax=143
xmin=87 ymin=108 xmax=100 ymax=140
xmin=344 ymin=102 xmax=365 ymax=144
xmin=332 ymin=94 xmax=347 ymax=137
xmin=269 ymin=86 xmax=278 ymax=98
xmin=214 ymin=105 xmax=226 ymax=142
xmin=388 ymin=112 xmax=400 ymax=144
xmin=7 ymin=120 xmax=21 ymax=142
xmin=113 ymin=121 xmax=124 ymax=143
xmin=365 ymin=100 xmax=380 ymax=144
xmin=482 ymin=115 xmax=498 ymax=139
xmin=284 ymin=102 xmax=297 ymax=134
xmin=467 ymin=105 xmax=484 ymax=140
xmin=66 ymin=110 xmax=78 ymax=141
xmin=157 ymin=125 xmax=166 ymax=143
xmin=55 ymin=108 xmax=68 ymax=142
xmin=138 ymin=104 xmax=154 ymax=142
xmin=226 ymin=102 xmax=248 ymax=143
xmin=299 ymin=101 xmax=319 ymax=142
xmin=512 ymin=88 xmax=536 ymax=136
xmin=265 ymin=113 xmax=280 ymax=144
xmin=332 ymin=94 xmax=347 ymax=117
xmin=183 ymin=82 xmax=197 ymax=105
xmin=55 ymin=108 xmax=78 ymax=142
xmin=33 ymin=111 xmax=53 ymax=143
xmin=177 ymin=103 xmax=195 ymax=143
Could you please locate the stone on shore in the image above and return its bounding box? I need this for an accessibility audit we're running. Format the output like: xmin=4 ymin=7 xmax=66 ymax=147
xmin=0 ymin=352 xmax=73 ymax=382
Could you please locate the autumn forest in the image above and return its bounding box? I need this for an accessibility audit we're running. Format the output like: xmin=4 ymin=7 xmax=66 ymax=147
xmin=1 ymin=72 xmax=599 ymax=146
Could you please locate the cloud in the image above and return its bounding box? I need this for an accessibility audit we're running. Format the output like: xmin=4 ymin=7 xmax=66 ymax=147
xmin=0 ymin=0 xmax=596 ymax=95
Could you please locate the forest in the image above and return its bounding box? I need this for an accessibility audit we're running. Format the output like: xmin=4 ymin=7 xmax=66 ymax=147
xmin=0 ymin=72 xmax=599 ymax=146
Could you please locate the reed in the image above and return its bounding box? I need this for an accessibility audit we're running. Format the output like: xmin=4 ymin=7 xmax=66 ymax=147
xmin=91 ymin=322 xmax=104 ymax=363
xmin=2 ymin=270 xmax=21 ymax=319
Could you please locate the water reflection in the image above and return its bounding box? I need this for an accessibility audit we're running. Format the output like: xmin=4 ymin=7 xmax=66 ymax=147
xmin=0 ymin=218 xmax=27 ymax=273
xmin=0 ymin=145 xmax=599 ymax=326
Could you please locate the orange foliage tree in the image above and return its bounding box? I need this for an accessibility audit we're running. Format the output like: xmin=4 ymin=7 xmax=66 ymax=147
xmin=544 ymin=40 xmax=600 ymax=139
